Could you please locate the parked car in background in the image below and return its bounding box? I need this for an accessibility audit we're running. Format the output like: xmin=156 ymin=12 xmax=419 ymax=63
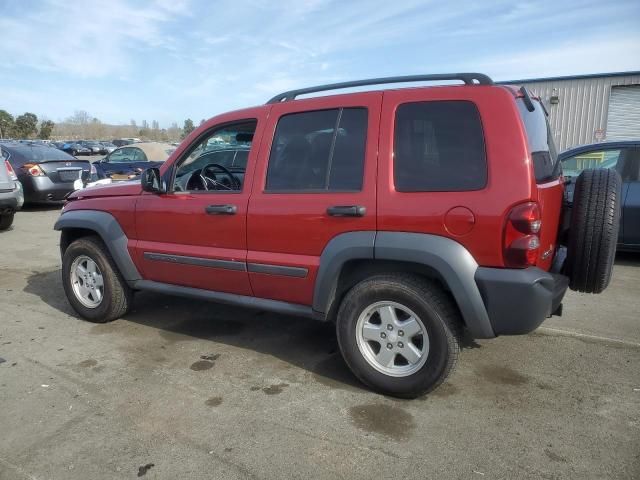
xmin=78 ymin=141 xmax=103 ymax=155
xmin=0 ymin=141 xmax=95 ymax=204
xmin=93 ymin=142 xmax=175 ymax=181
xmin=60 ymin=142 xmax=92 ymax=156
xmin=0 ymin=152 xmax=24 ymax=230
xmin=99 ymin=141 xmax=117 ymax=153
xmin=112 ymin=138 xmax=142 ymax=147
xmin=560 ymin=140 xmax=640 ymax=251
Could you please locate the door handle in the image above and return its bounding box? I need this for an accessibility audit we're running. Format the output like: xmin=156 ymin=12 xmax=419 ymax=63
xmin=205 ymin=204 xmax=237 ymax=215
xmin=326 ymin=205 xmax=366 ymax=217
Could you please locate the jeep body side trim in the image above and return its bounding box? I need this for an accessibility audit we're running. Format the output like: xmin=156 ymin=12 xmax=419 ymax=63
xmin=143 ymin=252 xmax=246 ymax=271
xmin=143 ymin=252 xmax=309 ymax=277
xmin=54 ymin=210 xmax=141 ymax=282
xmin=374 ymin=232 xmax=495 ymax=339
xmin=133 ymin=280 xmax=322 ymax=320
xmin=312 ymin=231 xmax=376 ymax=313
xmin=247 ymin=263 xmax=308 ymax=278
xmin=312 ymin=231 xmax=495 ymax=339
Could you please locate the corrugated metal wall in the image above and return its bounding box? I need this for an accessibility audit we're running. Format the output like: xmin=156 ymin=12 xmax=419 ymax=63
xmin=506 ymin=74 xmax=640 ymax=151
xmin=607 ymin=85 xmax=640 ymax=139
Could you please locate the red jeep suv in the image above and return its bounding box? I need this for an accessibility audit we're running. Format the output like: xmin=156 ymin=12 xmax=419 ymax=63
xmin=55 ymin=73 xmax=621 ymax=397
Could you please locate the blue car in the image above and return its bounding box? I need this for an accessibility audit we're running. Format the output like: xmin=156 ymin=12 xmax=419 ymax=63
xmin=93 ymin=142 xmax=175 ymax=181
xmin=560 ymin=140 xmax=640 ymax=251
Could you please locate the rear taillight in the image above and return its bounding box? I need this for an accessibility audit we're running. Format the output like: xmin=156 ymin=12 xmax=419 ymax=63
xmin=4 ymin=160 xmax=17 ymax=180
xmin=503 ymin=202 xmax=541 ymax=268
xmin=23 ymin=163 xmax=45 ymax=176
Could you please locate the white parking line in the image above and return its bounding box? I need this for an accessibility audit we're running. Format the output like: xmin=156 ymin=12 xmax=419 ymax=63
xmin=538 ymin=326 xmax=640 ymax=348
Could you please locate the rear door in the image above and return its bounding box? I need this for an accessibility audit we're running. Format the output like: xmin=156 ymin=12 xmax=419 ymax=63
xmin=246 ymin=93 xmax=381 ymax=305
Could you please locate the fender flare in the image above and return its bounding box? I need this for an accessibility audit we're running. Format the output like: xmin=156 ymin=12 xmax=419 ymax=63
xmin=312 ymin=231 xmax=495 ymax=339
xmin=54 ymin=210 xmax=141 ymax=282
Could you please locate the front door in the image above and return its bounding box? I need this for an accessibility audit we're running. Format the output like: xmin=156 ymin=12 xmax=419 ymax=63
xmin=134 ymin=109 xmax=267 ymax=295
xmin=246 ymin=93 xmax=381 ymax=305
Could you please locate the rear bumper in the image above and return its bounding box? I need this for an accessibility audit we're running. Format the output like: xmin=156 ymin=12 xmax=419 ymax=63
xmin=0 ymin=181 xmax=24 ymax=212
xmin=20 ymin=176 xmax=76 ymax=203
xmin=475 ymin=267 xmax=568 ymax=335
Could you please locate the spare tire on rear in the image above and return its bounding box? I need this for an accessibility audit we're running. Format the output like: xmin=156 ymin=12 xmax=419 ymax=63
xmin=566 ymin=168 xmax=621 ymax=293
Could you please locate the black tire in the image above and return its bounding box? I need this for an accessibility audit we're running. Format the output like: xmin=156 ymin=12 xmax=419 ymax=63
xmin=62 ymin=236 xmax=132 ymax=322
xmin=336 ymin=274 xmax=462 ymax=398
xmin=566 ymin=168 xmax=621 ymax=293
xmin=0 ymin=213 xmax=14 ymax=231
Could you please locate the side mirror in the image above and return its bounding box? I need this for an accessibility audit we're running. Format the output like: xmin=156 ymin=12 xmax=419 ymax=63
xmin=140 ymin=167 xmax=165 ymax=193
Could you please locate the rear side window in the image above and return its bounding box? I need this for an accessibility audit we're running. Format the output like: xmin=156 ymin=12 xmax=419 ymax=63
xmin=394 ymin=101 xmax=487 ymax=192
xmin=266 ymin=108 xmax=368 ymax=191
xmin=517 ymin=99 xmax=559 ymax=182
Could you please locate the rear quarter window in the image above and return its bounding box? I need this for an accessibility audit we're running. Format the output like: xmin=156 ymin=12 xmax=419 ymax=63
xmin=394 ymin=101 xmax=487 ymax=192
xmin=517 ymin=99 xmax=560 ymax=183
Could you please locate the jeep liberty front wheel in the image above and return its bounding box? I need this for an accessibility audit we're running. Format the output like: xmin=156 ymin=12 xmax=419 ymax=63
xmin=62 ymin=236 xmax=132 ymax=322
xmin=336 ymin=274 xmax=461 ymax=398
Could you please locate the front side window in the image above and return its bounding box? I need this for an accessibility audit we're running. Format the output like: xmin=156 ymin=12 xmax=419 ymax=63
xmin=173 ymin=120 xmax=256 ymax=192
xmin=132 ymin=148 xmax=147 ymax=162
xmin=266 ymin=108 xmax=368 ymax=192
xmin=108 ymin=148 xmax=136 ymax=163
xmin=394 ymin=101 xmax=487 ymax=192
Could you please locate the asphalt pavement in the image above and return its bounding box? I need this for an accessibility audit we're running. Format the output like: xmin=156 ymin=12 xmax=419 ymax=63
xmin=0 ymin=207 xmax=638 ymax=479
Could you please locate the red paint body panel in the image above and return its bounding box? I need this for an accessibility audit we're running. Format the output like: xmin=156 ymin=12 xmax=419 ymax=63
xmin=533 ymin=178 xmax=564 ymax=271
xmin=378 ymin=86 xmax=538 ymax=267
xmin=246 ymin=92 xmax=382 ymax=305
xmin=133 ymin=106 xmax=271 ymax=295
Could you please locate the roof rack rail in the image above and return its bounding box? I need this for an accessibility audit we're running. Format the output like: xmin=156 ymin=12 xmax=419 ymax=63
xmin=266 ymin=73 xmax=493 ymax=104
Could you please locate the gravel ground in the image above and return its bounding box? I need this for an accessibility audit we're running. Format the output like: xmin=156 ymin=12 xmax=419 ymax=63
xmin=0 ymin=207 xmax=639 ymax=480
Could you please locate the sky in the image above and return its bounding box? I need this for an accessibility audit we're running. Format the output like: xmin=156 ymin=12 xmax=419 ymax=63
xmin=0 ymin=0 xmax=639 ymax=127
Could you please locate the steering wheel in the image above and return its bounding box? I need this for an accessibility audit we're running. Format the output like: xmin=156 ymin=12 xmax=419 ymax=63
xmin=200 ymin=163 xmax=241 ymax=190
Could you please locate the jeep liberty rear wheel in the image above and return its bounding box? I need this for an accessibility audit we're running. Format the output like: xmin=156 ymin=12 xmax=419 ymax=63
xmin=566 ymin=168 xmax=621 ymax=293
xmin=336 ymin=274 xmax=461 ymax=398
xmin=62 ymin=236 xmax=132 ymax=323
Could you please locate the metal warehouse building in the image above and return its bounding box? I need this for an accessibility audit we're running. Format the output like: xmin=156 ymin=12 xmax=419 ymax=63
xmin=504 ymin=71 xmax=640 ymax=151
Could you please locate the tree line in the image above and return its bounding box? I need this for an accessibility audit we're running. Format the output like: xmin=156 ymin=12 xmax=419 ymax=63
xmin=0 ymin=109 xmax=200 ymax=142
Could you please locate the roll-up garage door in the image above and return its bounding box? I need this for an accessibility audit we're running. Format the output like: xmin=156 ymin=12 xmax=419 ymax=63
xmin=606 ymin=85 xmax=640 ymax=140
